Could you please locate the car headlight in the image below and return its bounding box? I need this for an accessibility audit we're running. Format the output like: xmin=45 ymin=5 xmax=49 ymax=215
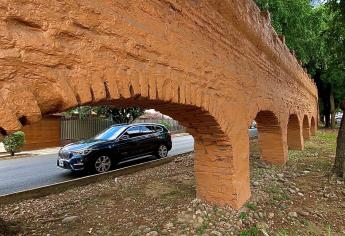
xmin=71 ymin=149 xmax=93 ymax=156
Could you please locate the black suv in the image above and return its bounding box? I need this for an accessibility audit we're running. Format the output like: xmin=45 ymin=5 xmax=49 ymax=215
xmin=57 ymin=123 xmax=172 ymax=173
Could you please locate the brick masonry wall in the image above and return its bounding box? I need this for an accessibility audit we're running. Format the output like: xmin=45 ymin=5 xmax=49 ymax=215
xmin=0 ymin=0 xmax=318 ymax=209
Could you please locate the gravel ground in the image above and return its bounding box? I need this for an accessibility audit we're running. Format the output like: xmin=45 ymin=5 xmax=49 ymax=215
xmin=1 ymin=130 xmax=345 ymax=236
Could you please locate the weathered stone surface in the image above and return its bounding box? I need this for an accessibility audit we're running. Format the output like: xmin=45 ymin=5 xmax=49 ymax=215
xmin=0 ymin=0 xmax=318 ymax=209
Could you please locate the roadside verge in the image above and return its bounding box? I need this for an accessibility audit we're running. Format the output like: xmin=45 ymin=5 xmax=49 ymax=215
xmin=0 ymin=153 xmax=192 ymax=205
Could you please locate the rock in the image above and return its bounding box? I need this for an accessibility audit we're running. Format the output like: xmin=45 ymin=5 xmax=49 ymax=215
xmin=236 ymin=220 xmax=242 ymax=227
xmin=197 ymin=216 xmax=204 ymax=224
xmin=298 ymin=192 xmax=304 ymax=197
xmin=258 ymin=212 xmax=264 ymax=219
xmin=256 ymin=222 xmax=268 ymax=230
xmin=288 ymin=212 xmax=298 ymax=218
xmin=164 ymin=222 xmax=173 ymax=229
xmin=238 ymin=207 xmax=249 ymax=214
xmin=142 ymin=228 xmax=151 ymax=234
xmin=302 ymin=170 xmax=310 ymax=174
xmin=337 ymin=180 xmax=344 ymax=185
xmin=277 ymin=173 xmax=284 ymax=178
xmin=256 ymin=222 xmax=270 ymax=236
xmin=146 ymin=231 xmax=158 ymax=236
xmin=62 ymin=216 xmax=79 ymax=224
xmin=253 ymin=181 xmax=260 ymax=186
xmin=298 ymin=210 xmax=310 ymax=217
xmin=268 ymin=212 xmax=274 ymax=219
xmin=195 ymin=209 xmax=202 ymax=215
xmin=289 ymin=189 xmax=296 ymax=194
xmin=210 ymin=230 xmax=222 ymax=236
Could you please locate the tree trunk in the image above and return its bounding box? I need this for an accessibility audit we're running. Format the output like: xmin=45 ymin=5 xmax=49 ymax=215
xmin=330 ymin=86 xmax=336 ymax=129
xmin=10 ymin=150 xmax=14 ymax=156
xmin=332 ymin=100 xmax=345 ymax=178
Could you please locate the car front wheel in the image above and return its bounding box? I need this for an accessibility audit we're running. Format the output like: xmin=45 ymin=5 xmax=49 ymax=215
xmin=93 ymin=155 xmax=112 ymax=173
xmin=156 ymin=144 xmax=168 ymax=159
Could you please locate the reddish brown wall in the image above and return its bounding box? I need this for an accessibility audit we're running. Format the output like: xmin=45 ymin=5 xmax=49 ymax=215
xmin=0 ymin=0 xmax=318 ymax=209
xmin=21 ymin=117 xmax=61 ymax=151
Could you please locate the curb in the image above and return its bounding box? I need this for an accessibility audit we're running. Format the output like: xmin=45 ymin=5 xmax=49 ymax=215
xmin=172 ymin=133 xmax=190 ymax=137
xmin=0 ymin=152 xmax=193 ymax=205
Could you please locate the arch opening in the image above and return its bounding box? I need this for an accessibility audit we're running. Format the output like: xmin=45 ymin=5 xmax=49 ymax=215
xmin=254 ymin=111 xmax=287 ymax=164
xmin=92 ymin=97 xmax=249 ymax=208
xmin=14 ymin=94 xmax=250 ymax=209
xmin=287 ymin=114 xmax=304 ymax=150
xmin=302 ymin=115 xmax=311 ymax=140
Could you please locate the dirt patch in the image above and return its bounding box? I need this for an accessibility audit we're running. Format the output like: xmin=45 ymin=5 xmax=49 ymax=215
xmin=0 ymin=217 xmax=22 ymax=236
xmin=145 ymin=181 xmax=177 ymax=198
xmin=0 ymin=130 xmax=344 ymax=235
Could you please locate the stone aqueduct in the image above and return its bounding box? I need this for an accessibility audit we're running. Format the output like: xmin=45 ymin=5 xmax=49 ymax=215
xmin=0 ymin=0 xmax=318 ymax=208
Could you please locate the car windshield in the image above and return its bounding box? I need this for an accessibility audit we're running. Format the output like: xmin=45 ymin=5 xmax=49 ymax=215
xmin=94 ymin=126 xmax=127 ymax=141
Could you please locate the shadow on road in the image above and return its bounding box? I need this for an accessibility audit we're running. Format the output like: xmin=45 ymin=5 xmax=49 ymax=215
xmin=67 ymin=155 xmax=158 ymax=178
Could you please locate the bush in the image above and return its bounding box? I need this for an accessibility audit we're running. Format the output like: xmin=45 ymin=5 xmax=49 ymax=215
xmin=3 ymin=131 xmax=25 ymax=156
xmin=158 ymin=120 xmax=172 ymax=130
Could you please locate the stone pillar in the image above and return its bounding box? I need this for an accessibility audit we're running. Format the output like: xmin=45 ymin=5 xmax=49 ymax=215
xmin=255 ymin=111 xmax=288 ymax=164
xmin=193 ymin=126 xmax=250 ymax=209
xmin=287 ymin=115 xmax=304 ymax=150
xmin=303 ymin=118 xmax=311 ymax=140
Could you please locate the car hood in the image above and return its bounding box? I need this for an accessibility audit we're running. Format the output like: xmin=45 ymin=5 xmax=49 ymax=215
xmin=62 ymin=139 xmax=109 ymax=151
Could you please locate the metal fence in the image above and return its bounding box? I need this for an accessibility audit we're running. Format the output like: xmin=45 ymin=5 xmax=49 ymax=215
xmin=61 ymin=117 xmax=186 ymax=142
xmin=61 ymin=117 xmax=115 ymax=141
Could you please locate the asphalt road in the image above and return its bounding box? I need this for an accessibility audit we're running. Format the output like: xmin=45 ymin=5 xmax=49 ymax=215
xmin=0 ymin=135 xmax=195 ymax=196
xmin=0 ymin=129 xmax=257 ymax=196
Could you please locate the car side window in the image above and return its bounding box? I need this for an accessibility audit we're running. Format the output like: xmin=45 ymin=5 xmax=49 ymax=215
xmin=125 ymin=126 xmax=141 ymax=138
xmin=141 ymin=126 xmax=154 ymax=135
xmin=155 ymin=126 xmax=163 ymax=133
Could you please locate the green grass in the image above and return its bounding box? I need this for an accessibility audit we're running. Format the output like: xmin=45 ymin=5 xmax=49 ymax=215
xmin=288 ymin=130 xmax=337 ymax=169
xmin=196 ymin=222 xmax=209 ymax=235
xmin=245 ymin=202 xmax=257 ymax=211
xmin=239 ymin=212 xmax=247 ymax=220
xmin=240 ymin=226 xmax=258 ymax=236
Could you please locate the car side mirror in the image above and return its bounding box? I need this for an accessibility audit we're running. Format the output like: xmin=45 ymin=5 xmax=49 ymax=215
xmin=120 ymin=135 xmax=129 ymax=141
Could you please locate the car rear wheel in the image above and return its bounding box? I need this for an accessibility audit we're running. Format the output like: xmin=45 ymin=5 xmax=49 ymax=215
xmin=94 ymin=155 xmax=112 ymax=173
xmin=156 ymin=144 xmax=168 ymax=159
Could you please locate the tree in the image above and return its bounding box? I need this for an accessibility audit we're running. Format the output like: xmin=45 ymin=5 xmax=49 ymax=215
xmin=64 ymin=106 xmax=145 ymax=124
xmin=332 ymin=100 xmax=345 ymax=178
xmin=255 ymin=0 xmax=345 ymax=128
xmin=94 ymin=106 xmax=145 ymax=124
xmin=3 ymin=131 xmax=25 ymax=156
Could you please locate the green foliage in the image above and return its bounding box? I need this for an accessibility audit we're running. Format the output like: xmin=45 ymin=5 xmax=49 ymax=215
xmin=255 ymin=0 xmax=318 ymax=64
xmin=239 ymin=211 xmax=247 ymax=220
xmin=94 ymin=106 xmax=145 ymax=124
xmin=3 ymin=131 xmax=25 ymax=156
xmin=255 ymin=0 xmax=345 ymax=124
xmin=64 ymin=106 xmax=145 ymax=124
xmin=245 ymin=202 xmax=257 ymax=211
xmin=240 ymin=226 xmax=258 ymax=236
xmin=158 ymin=120 xmax=172 ymax=130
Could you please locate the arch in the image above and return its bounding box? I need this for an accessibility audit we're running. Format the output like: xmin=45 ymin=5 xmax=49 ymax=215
xmin=302 ymin=115 xmax=311 ymax=140
xmin=71 ymin=95 xmax=251 ymax=209
xmin=255 ymin=111 xmax=287 ymax=164
xmin=310 ymin=116 xmax=316 ymax=136
xmin=287 ymin=114 xmax=304 ymax=150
